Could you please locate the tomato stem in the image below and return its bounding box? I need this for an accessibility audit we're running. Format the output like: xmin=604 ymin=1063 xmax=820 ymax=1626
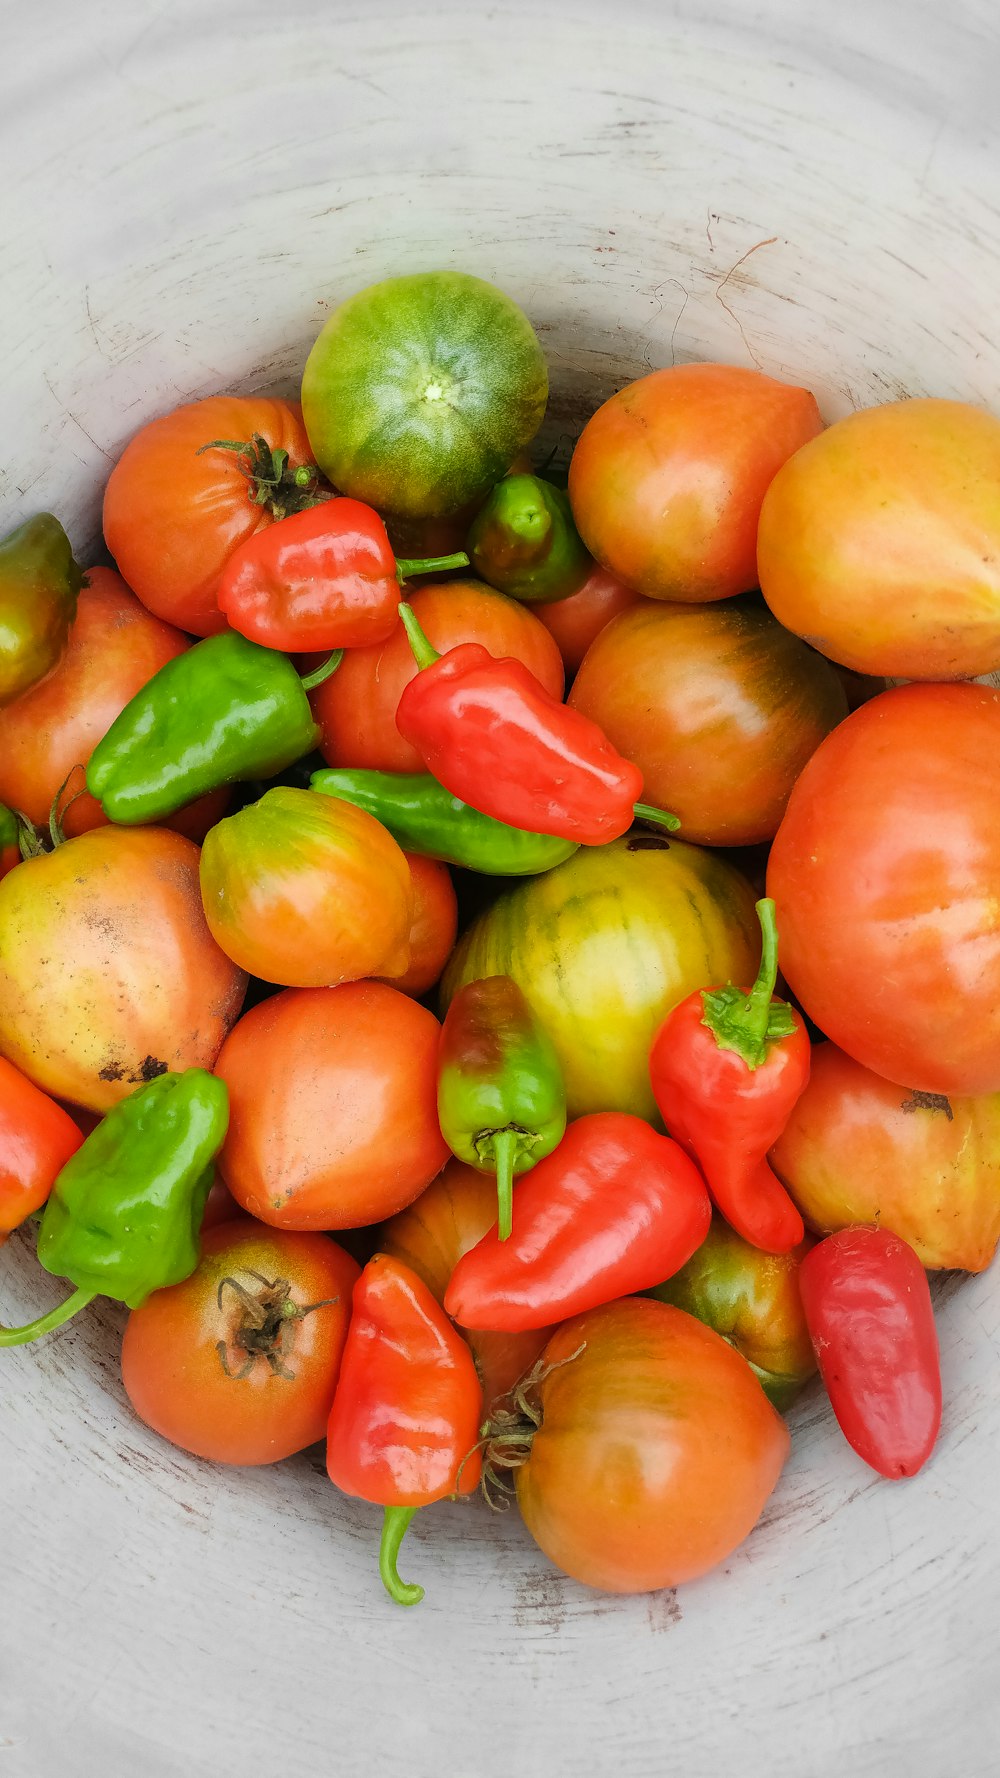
xmin=0 ymin=1286 xmax=95 ymax=1346
xmin=378 ymin=1506 xmax=424 ymax=1607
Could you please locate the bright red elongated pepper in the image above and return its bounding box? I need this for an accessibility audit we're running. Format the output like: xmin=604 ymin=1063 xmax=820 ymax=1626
xmin=0 ymin=1056 xmax=83 ymax=1243
xmin=649 ymin=898 xmax=808 ymax=1254
xmin=443 ymin=1112 xmax=711 ymax=1332
xmin=326 ymin=1254 xmax=483 ymax=1608
xmin=394 ymin=603 xmax=678 ymax=845
xmin=798 ymin=1227 xmax=942 ymax=1478
xmin=218 ymin=499 xmax=468 ymax=653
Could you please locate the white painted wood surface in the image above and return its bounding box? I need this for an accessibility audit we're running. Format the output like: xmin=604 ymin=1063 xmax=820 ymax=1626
xmin=3 ymin=2 xmax=999 ymax=1772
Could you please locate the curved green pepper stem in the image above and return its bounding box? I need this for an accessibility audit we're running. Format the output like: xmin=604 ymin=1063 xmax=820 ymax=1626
xmin=0 ymin=1286 xmax=96 ymax=1347
xmin=489 ymin=1128 xmax=519 ymax=1243
xmin=700 ymin=897 xmax=798 ymax=1070
xmin=398 ymin=602 xmax=441 ymax=670
xmin=395 ymin=552 xmax=469 ymax=583
xmin=298 ymin=650 xmax=344 ymax=693
xmin=378 ymin=1506 xmax=425 ymax=1608
xmin=633 ymin=802 xmax=682 ymax=833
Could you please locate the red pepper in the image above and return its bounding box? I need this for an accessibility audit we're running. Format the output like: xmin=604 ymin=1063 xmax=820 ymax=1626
xmin=0 ymin=1056 xmax=83 ymax=1243
xmin=649 ymin=897 xmax=809 ymax=1254
xmin=394 ymin=603 xmax=678 ymax=845
xmin=325 ymin=1254 xmax=483 ymax=1607
xmin=443 ymin=1112 xmax=711 ymax=1331
xmin=217 ymin=499 xmax=468 ymax=652
xmin=798 ymin=1227 xmax=942 ymax=1478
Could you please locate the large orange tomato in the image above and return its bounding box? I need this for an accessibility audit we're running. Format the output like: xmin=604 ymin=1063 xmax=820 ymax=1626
xmin=569 ymin=597 xmax=847 ymax=845
xmin=380 ymin=854 xmax=458 ymax=997
xmin=767 ymin=683 xmax=1000 ymax=1095
xmin=311 ymin=578 xmax=564 ymax=773
xmin=216 ymin=982 xmax=448 ymax=1229
xmin=535 ymin=563 xmax=639 ymax=677
xmin=568 ymin=364 xmax=822 ymax=602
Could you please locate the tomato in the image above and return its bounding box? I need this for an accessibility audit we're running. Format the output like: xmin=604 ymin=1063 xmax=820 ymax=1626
xmin=103 ymin=397 xmax=315 ymax=636
xmin=380 ymin=854 xmax=458 ymax=997
xmin=312 ymin=578 xmax=564 ymax=773
xmin=200 ymin=1174 xmax=241 ymax=1231
xmin=121 ymin=1220 xmax=359 ymax=1464
xmin=0 ymin=827 xmax=247 ymax=1111
xmin=770 ymin=1042 xmax=1000 ymax=1272
xmin=301 ymin=271 xmax=548 ymax=518
xmin=0 ymin=1056 xmax=83 ymax=1237
xmin=199 ymin=789 xmax=413 ymax=987
xmin=535 ymin=563 xmax=640 ymax=677
xmin=767 ymin=683 xmax=1000 ymax=1095
xmin=379 ymin=1158 xmax=552 ymax=1408
xmin=504 ymin=1298 xmax=788 ymax=1592
xmin=569 ymin=597 xmax=847 ymax=845
xmin=568 ymin=364 xmax=822 ymax=602
xmin=442 ymin=834 xmax=759 ymax=1121
xmin=216 ymin=982 xmax=449 ymax=1230
xmin=758 ymin=398 xmax=1000 ymax=679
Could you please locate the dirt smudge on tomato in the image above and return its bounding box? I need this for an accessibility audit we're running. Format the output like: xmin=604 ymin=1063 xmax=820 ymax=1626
xmin=901 ymin=1090 xmax=953 ymax=1120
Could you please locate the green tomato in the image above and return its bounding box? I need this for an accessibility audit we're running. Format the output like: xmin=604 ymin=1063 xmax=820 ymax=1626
xmin=301 ymin=271 xmax=548 ymax=519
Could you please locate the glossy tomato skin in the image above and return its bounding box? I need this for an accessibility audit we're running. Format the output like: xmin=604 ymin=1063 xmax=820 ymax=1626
xmin=568 ymin=364 xmax=822 ymax=603
xmin=104 ymin=397 xmax=314 ymax=636
xmin=569 ymin=597 xmax=847 ymax=845
xmin=536 ymin=564 xmax=640 ymax=678
xmin=0 ymin=827 xmax=247 ymax=1111
xmin=121 ymin=1220 xmax=359 ymax=1464
xmin=767 ymin=683 xmax=1000 ymax=1095
xmin=379 ymin=854 xmax=458 ymax=997
xmin=312 ymin=578 xmax=564 ymax=773
xmin=0 ymin=1056 xmax=83 ymax=1237
xmin=216 ymin=982 xmax=449 ymax=1230
xmin=514 ymin=1298 xmax=789 ymax=1592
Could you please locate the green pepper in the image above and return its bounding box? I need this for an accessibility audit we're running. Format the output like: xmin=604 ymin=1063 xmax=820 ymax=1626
xmin=437 ymin=976 xmax=566 ymax=1240
xmin=0 ymin=515 xmax=83 ymax=707
xmin=0 ymin=1068 xmax=229 ymax=1346
xmin=310 ymin=766 xmax=579 ymax=876
xmin=467 ymin=474 xmax=592 ymax=605
xmin=86 ymin=632 xmax=341 ymax=825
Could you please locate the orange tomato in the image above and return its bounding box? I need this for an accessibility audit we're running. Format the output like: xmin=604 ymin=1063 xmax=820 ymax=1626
xmin=568 ymin=363 xmax=822 ymax=602
xmin=312 ymin=578 xmax=565 ymax=773
xmin=0 ymin=1056 xmax=83 ymax=1236
xmin=382 ymin=854 xmax=458 ymax=997
xmin=536 ymin=563 xmax=639 ymax=676
xmin=216 ymin=982 xmax=449 ymax=1230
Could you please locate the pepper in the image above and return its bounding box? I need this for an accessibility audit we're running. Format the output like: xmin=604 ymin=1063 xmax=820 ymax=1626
xmin=310 ymin=766 xmax=578 ymax=876
xmin=325 ymin=1254 xmax=483 ymax=1606
xmin=438 ymin=977 xmax=566 ymax=1240
xmin=798 ymin=1226 xmax=942 ymax=1478
xmin=86 ymin=632 xmax=341 ymax=825
xmin=649 ymin=897 xmax=809 ymax=1254
xmin=0 ymin=804 xmax=20 ymax=880
xmin=0 ymin=1057 xmax=83 ymax=1243
xmin=443 ymin=1112 xmax=711 ymax=1332
xmin=394 ymin=603 xmax=678 ymax=845
xmin=0 ymin=514 xmax=84 ymax=707
xmin=217 ymin=495 xmax=469 ymax=652
xmin=0 ymin=1068 xmax=229 ymax=1345
xmin=467 ymin=474 xmax=592 ymax=605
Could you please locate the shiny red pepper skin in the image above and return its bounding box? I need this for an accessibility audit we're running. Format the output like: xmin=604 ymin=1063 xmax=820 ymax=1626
xmin=218 ymin=499 xmax=406 ymax=653
xmin=443 ymin=1112 xmax=711 ymax=1331
xmin=0 ymin=1056 xmax=83 ymax=1241
xmin=798 ymin=1227 xmax=942 ymax=1478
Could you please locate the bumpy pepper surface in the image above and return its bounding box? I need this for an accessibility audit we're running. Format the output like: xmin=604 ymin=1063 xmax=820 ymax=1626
xmin=0 ymin=515 xmax=83 ymax=706
xmin=467 ymin=474 xmax=592 ymax=605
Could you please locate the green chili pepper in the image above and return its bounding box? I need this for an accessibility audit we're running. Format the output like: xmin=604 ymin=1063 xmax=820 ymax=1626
xmin=0 ymin=1069 xmax=229 ymax=1346
xmin=0 ymin=515 xmax=84 ymax=707
xmin=86 ymin=632 xmax=341 ymax=825
xmin=0 ymin=804 xmax=18 ymax=853
xmin=467 ymin=474 xmax=592 ymax=605
xmin=437 ymin=976 xmax=566 ymax=1240
xmin=310 ymin=766 xmax=578 ymax=876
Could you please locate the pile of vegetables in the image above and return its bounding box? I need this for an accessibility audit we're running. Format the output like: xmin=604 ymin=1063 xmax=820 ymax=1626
xmin=2 ymin=268 xmax=999 ymax=1608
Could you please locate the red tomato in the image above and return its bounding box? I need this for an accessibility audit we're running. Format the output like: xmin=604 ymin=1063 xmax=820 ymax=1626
xmin=568 ymin=364 xmax=822 ymax=602
xmin=121 ymin=1220 xmax=359 ymax=1464
xmin=103 ymin=397 xmax=315 ymax=636
xmin=312 ymin=578 xmax=565 ymax=773
xmin=200 ymin=1174 xmax=241 ymax=1231
xmin=381 ymin=854 xmax=458 ymax=997
xmin=0 ymin=1056 xmax=83 ymax=1236
xmin=767 ymin=683 xmax=1000 ymax=1095
xmin=216 ymin=982 xmax=449 ymax=1230
xmin=535 ymin=564 xmax=639 ymax=677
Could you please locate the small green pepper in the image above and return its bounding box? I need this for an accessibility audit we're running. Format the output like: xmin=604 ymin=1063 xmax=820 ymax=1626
xmin=467 ymin=474 xmax=592 ymax=604
xmin=0 ymin=515 xmax=83 ymax=706
xmin=0 ymin=1068 xmax=229 ymax=1346
xmin=86 ymin=632 xmax=341 ymax=825
xmin=437 ymin=976 xmax=566 ymax=1240
xmin=310 ymin=766 xmax=578 ymax=876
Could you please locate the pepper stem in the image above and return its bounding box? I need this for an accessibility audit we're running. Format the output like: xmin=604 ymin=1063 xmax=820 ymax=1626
xmin=700 ymin=897 xmax=798 ymax=1070
xmin=0 ymin=1287 xmax=96 ymax=1347
xmin=490 ymin=1128 xmax=519 ymax=1242
xmin=378 ymin=1506 xmax=424 ymax=1608
xmin=397 ymin=602 xmax=441 ymax=669
xmin=299 ymin=650 xmax=344 ymax=692
xmin=395 ymin=552 xmax=469 ymax=583
xmin=633 ymin=802 xmax=682 ymax=833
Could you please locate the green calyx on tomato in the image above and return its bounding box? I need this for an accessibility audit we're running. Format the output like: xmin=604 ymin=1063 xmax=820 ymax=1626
xmin=196 ymin=433 xmax=332 ymax=521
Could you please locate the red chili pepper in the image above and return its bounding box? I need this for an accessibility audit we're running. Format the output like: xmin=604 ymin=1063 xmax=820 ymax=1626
xmin=443 ymin=1112 xmax=711 ymax=1331
xmin=649 ymin=897 xmax=809 ymax=1254
xmin=217 ymin=499 xmax=468 ymax=652
xmin=325 ymin=1254 xmax=483 ymax=1607
xmin=394 ymin=603 xmax=678 ymax=845
xmin=798 ymin=1227 xmax=942 ymax=1478
xmin=0 ymin=1056 xmax=83 ymax=1243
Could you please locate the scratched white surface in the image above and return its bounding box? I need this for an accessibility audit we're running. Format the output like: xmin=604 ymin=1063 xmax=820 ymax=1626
xmin=2 ymin=2 xmax=999 ymax=1773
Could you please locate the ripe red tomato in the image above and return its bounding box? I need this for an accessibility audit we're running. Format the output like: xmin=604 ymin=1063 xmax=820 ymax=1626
xmin=103 ymin=397 xmax=315 ymax=636
xmin=536 ymin=564 xmax=639 ymax=677
xmin=0 ymin=1056 xmax=83 ymax=1237
xmin=121 ymin=1220 xmax=359 ymax=1464
xmin=768 ymin=683 xmax=1000 ymax=1094
xmin=380 ymin=853 xmax=458 ymax=997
